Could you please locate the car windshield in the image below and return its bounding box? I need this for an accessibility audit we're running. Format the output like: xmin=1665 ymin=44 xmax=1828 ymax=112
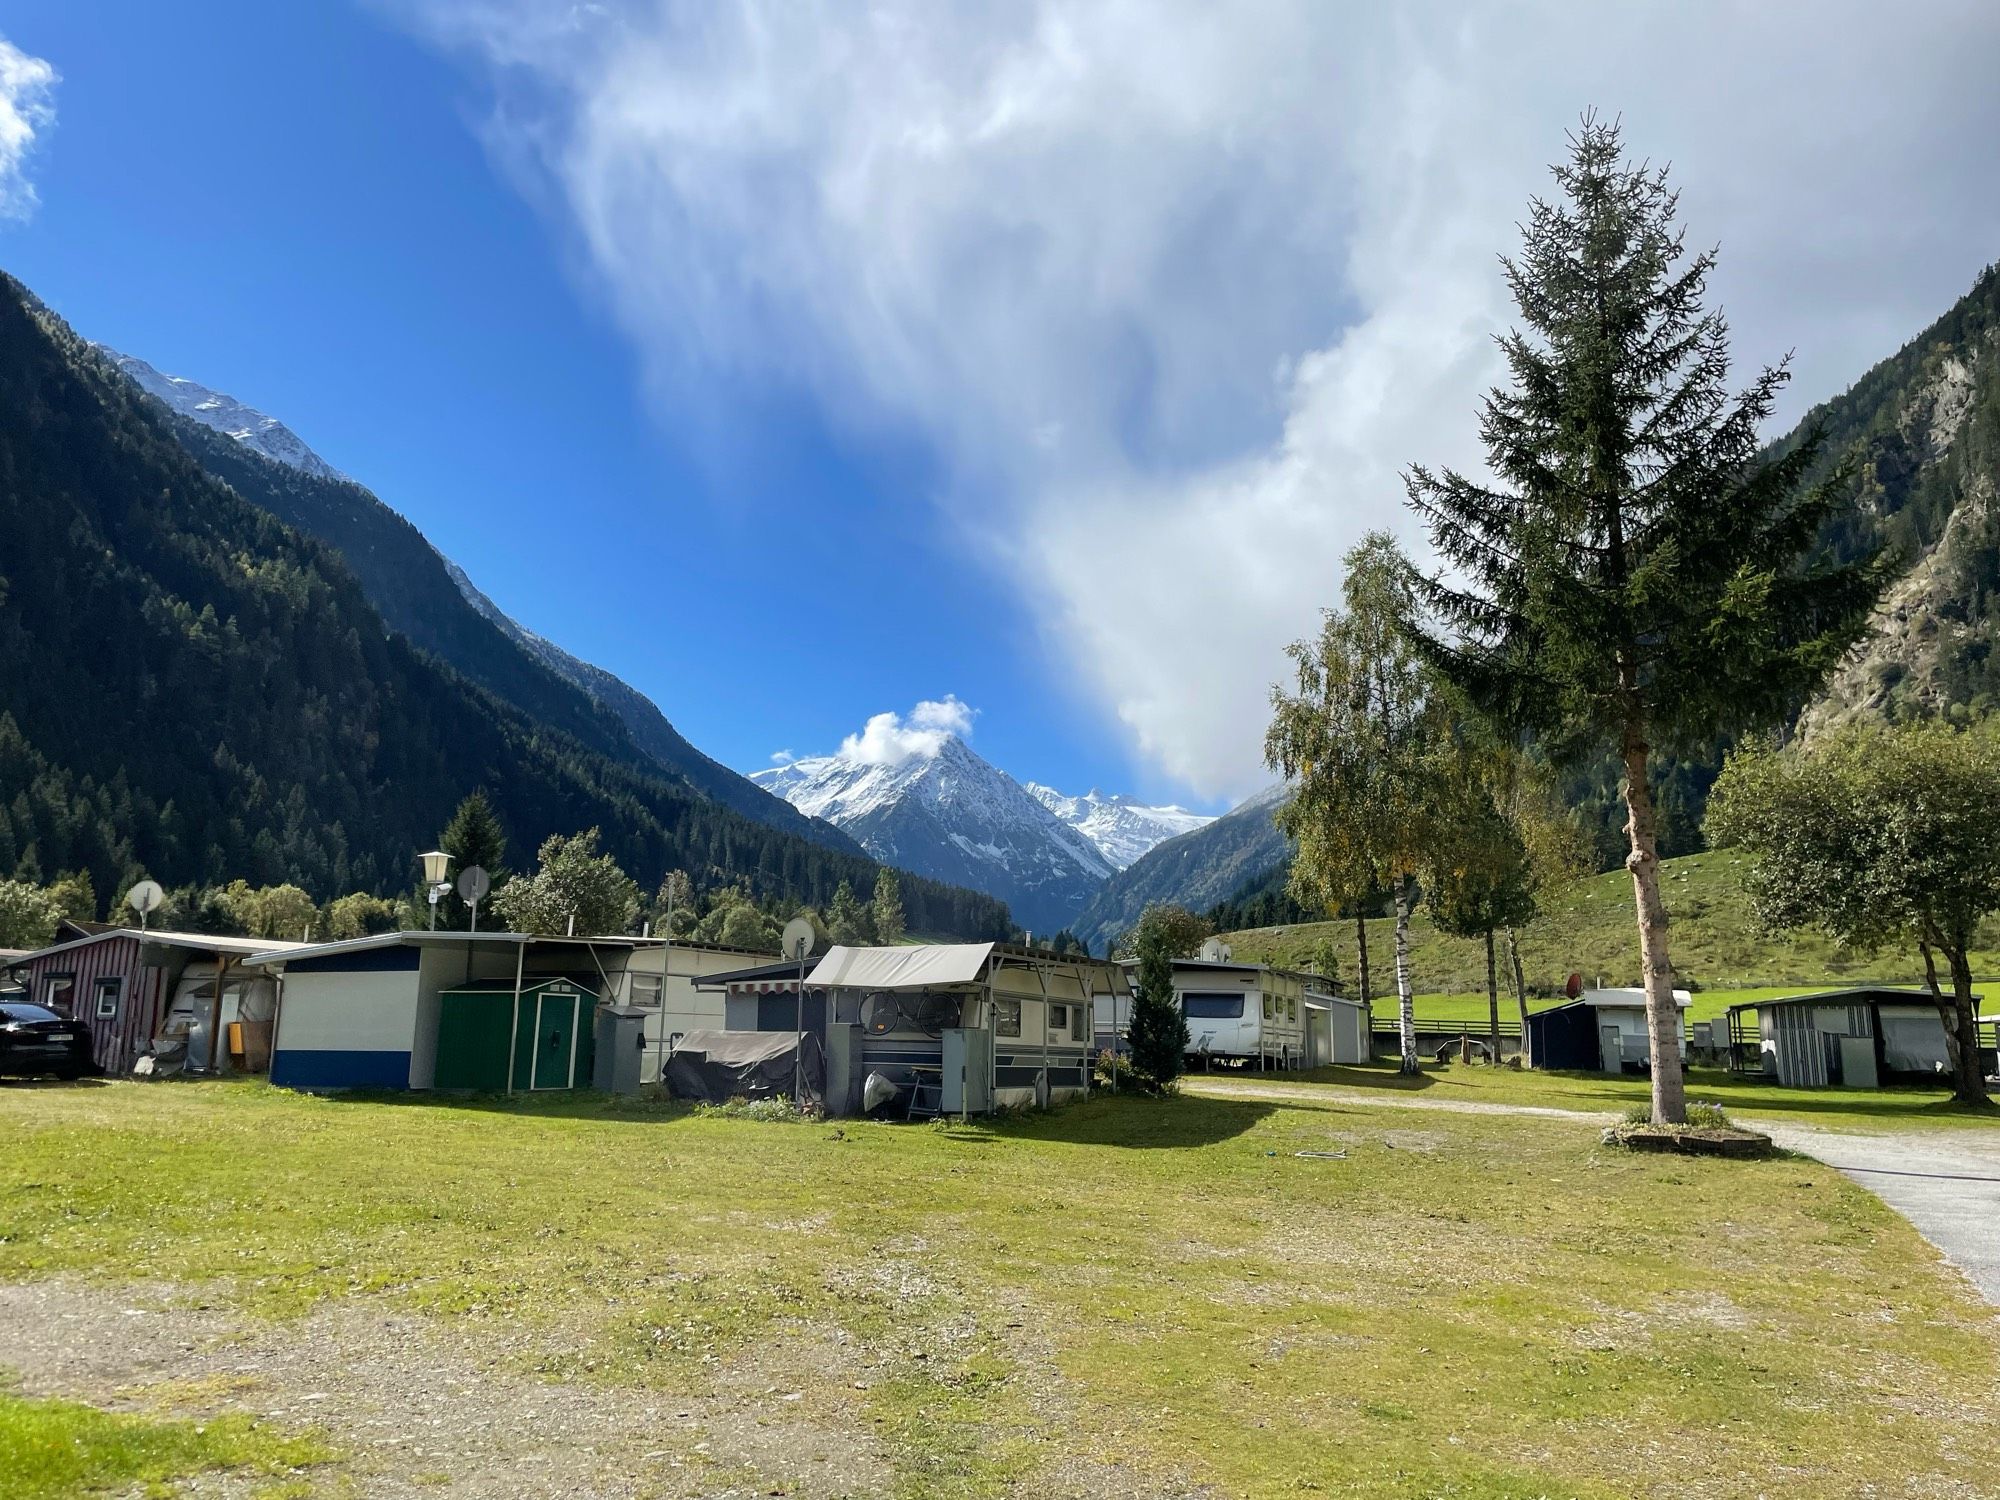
xmin=1 ymin=1001 xmax=61 ymax=1023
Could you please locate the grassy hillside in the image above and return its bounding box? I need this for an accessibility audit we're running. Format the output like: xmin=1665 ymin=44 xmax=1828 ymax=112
xmin=1221 ymin=849 xmax=2000 ymax=1003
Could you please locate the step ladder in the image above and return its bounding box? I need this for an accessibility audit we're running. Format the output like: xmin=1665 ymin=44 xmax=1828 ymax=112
xmin=905 ymin=1067 xmax=944 ymax=1119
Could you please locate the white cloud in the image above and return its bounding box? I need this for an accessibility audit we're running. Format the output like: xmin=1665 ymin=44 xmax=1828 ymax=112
xmin=767 ymin=748 xmax=794 ymax=766
xmin=836 ymin=695 xmax=975 ymax=766
xmin=0 ymin=38 xmax=57 ymax=221
xmin=392 ymin=1 xmax=2000 ymax=797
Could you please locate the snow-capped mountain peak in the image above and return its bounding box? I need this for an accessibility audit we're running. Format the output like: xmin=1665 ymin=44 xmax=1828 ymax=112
xmin=752 ymin=734 xmax=1113 ymax=934
xmin=93 ymin=347 xmax=345 ymax=483
xmin=1025 ymin=783 xmax=1215 ymax=870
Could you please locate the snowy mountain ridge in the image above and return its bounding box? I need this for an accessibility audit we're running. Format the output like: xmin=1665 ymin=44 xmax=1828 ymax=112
xmin=1024 ymin=783 xmax=1214 ymax=870
xmin=93 ymin=347 xmax=346 ymax=482
xmin=752 ymin=736 xmax=1115 ymax=934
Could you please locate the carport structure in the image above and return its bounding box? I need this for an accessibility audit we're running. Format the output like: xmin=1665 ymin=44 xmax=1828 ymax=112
xmin=1726 ymin=987 xmax=1991 ymax=1088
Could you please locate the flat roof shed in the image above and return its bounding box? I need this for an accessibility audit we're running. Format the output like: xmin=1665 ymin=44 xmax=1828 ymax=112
xmin=1725 ymin=987 xmax=1979 ymax=1088
xmin=246 ymin=931 xmax=656 ymax=1092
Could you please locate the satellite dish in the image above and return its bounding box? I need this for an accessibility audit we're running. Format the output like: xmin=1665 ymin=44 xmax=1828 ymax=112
xmin=1200 ymin=937 xmax=1232 ymax=963
xmin=1565 ymin=972 xmax=1583 ymax=999
xmin=127 ymin=880 xmax=165 ymax=916
xmin=780 ymin=916 xmax=817 ymax=963
xmin=456 ymin=865 xmax=491 ymax=904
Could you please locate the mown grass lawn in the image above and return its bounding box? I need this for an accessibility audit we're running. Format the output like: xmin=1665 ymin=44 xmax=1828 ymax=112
xmin=1195 ymin=1058 xmax=2000 ymax=1134
xmin=2 ymin=1079 xmax=1997 ymax=1498
xmin=1367 ymin=983 xmax=1999 ymax=1029
xmin=0 ymin=1387 xmax=327 ymax=1500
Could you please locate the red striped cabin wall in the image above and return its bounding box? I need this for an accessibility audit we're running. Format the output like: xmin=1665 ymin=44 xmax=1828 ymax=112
xmin=14 ymin=937 xmax=167 ymax=1074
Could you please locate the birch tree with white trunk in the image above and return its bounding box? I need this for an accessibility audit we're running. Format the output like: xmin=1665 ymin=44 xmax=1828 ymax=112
xmin=1266 ymin=533 xmax=1452 ymax=1077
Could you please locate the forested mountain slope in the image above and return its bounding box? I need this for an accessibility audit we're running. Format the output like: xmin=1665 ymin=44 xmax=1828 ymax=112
xmin=100 ymin=349 xmax=854 ymax=853
xmin=0 ymin=275 xmax=1010 ymax=938
xmin=1071 ymin=785 xmax=1290 ymax=952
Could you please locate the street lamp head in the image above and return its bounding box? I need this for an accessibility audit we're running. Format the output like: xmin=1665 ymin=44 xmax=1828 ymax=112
xmin=420 ymin=849 xmax=452 ymax=886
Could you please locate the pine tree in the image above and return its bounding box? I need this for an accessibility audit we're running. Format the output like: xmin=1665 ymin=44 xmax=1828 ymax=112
xmin=826 ymin=878 xmax=873 ymax=945
xmin=47 ymin=869 xmax=97 ymax=923
xmin=1404 ymin=117 xmax=1886 ymax=1122
xmin=652 ymin=869 xmax=694 ymax=938
xmin=870 ymin=870 xmax=905 ymax=945
xmin=1126 ymin=904 xmax=1191 ymax=1091
xmin=439 ymin=788 xmax=508 ymax=929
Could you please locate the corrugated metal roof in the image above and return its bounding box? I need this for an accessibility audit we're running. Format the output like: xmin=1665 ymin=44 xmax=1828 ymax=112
xmin=1723 ymin=986 xmax=1937 ymax=1015
xmin=5 ymin=928 xmax=310 ymax=967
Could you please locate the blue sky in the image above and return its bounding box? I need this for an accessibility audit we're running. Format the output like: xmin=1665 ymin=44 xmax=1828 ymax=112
xmin=0 ymin=2 xmax=1123 ymax=803
xmin=4 ymin=3 xmax=2000 ymax=809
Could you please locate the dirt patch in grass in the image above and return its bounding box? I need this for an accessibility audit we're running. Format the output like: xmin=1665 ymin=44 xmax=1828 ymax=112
xmin=0 ymin=1278 xmax=897 ymax=1499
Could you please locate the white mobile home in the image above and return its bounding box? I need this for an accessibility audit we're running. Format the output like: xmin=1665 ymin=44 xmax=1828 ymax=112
xmin=615 ymin=940 xmax=778 ymax=1083
xmin=1097 ymin=956 xmax=1367 ymax=1069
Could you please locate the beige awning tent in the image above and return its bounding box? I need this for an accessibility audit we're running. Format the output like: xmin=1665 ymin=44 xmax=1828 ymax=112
xmin=806 ymin=942 xmax=996 ymax=990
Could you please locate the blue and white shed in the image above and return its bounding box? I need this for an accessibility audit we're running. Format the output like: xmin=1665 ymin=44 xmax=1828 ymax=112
xmin=246 ymin=931 xmax=655 ymax=1091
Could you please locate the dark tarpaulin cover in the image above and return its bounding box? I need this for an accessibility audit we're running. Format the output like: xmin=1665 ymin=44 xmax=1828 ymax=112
xmin=664 ymin=1029 xmax=824 ymax=1108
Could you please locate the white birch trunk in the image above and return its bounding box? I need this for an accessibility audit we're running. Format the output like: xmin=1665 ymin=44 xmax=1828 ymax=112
xmin=1393 ymin=879 xmax=1418 ymax=1075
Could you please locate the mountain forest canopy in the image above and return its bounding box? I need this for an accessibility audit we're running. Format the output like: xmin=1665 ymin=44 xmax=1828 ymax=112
xmin=0 ymin=273 xmax=1012 ymax=942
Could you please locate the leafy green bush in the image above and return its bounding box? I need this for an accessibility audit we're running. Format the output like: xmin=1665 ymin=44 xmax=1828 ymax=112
xmin=1623 ymin=1099 xmax=1733 ymax=1129
xmin=692 ymin=1095 xmax=819 ymax=1123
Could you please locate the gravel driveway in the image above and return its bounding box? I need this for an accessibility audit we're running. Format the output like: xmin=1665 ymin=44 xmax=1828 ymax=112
xmin=1758 ymin=1123 xmax=2000 ymax=1305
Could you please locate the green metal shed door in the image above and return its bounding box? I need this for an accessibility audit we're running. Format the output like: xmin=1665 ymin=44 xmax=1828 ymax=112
xmin=530 ymin=991 xmax=581 ymax=1090
xmin=436 ymin=992 xmax=512 ymax=1091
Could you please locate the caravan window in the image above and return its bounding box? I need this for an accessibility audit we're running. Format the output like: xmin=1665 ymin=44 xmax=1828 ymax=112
xmin=1262 ymin=995 xmax=1275 ymax=1021
xmin=1048 ymin=1002 xmax=1069 ymax=1035
xmin=996 ymin=998 xmax=1022 ymax=1037
xmin=1287 ymin=997 xmax=1298 ymax=1023
xmin=1183 ymin=994 xmax=1245 ymax=1020
xmin=1073 ymin=1005 xmax=1087 ymax=1041
xmin=93 ymin=976 xmax=123 ymax=1020
xmin=630 ymin=973 xmax=664 ymax=1009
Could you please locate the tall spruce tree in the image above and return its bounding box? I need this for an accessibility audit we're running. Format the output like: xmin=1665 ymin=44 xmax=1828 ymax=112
xmin=1404 ymin=117 xmax=1885 ymax=1122
xmin=439 ymin=789 xmax=509 ymax=929
xmin=826 ymin=878 xmax=873 ymax=945
xmin=870 ymin=870 xmax=906 ymax=945
xmin=1126 ymin=903 xmax=1191 ymax=1091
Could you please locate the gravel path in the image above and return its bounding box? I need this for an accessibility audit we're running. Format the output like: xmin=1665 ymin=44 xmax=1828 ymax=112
xmin=1189 ymin=1075 xmax=2000 ymax=1308
xmin=1758 ymin=1123 xmax=2000 ymax=1306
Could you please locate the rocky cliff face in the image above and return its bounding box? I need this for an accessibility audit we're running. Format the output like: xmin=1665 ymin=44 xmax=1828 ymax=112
xmin=1800 ymin=302 xmax=2000 ymax=734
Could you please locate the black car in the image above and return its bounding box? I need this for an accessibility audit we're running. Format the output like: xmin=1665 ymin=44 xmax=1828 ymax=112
xmin=0 ymin=1000 xmax=94 ymax=1080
